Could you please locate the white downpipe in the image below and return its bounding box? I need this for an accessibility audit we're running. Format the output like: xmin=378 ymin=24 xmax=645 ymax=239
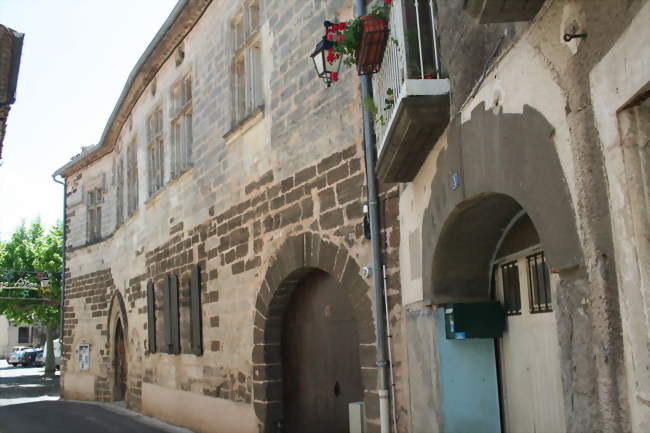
xmin=379 ymin=389 xmax=390 ymax=433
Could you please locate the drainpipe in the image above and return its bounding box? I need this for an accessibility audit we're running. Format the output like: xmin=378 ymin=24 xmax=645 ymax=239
xmin=354 ymin=1 xmax=390 ymax=432
xmin=52 ymin=174 xmax=66 ymax=347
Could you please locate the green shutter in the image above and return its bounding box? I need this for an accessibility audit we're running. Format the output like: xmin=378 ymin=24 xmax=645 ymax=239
xmin=147 ymin=281 xmax=156 ymax=353
xmin=190 ymin=264 xmax=203 ymax=355
xmin=163 ymin=275 xmax=172 ymax=354
xmin=170 ymin=274 xmax=181 ymax=354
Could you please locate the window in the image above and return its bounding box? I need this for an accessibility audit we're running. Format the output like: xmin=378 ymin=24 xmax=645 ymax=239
xmin=501 ymin=261 xmax=521 ymax=315
xmin=190 ymin=264 xmax=203 ymax=356
xmin=147 ymin=280 xmax=156 ymax=353
xmin=86 ymin=186 xmax=103 ymax=243
xmin=147 ymin=108 xmax=164 ymax=196
xmin=170 ymin=75 xmax=193 ymax=178
xmin=116 ymin=157 xmax=124 ymax=225
xmin=18 ymin=326 xmax=30 ymax=344
xmin=232 ymin=0 xmax=263 ymax=125
xmin=527 ymin=252 xmax=552 ymax=313
xmin=163 ymin=273 xmax=180 ymax=354
xmin=127 ymin=140 xmax=139 ymax=215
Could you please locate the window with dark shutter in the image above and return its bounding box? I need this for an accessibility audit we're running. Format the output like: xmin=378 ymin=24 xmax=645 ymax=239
xmin=190 ymin=264 xmax=203 ymax=355
xmin=169 ymin=274 xmax=181 ymax=354
xmin=147 ymin=281 xmax=156 ymax=353
xmin=163 ymin=276 xmax=172 ymax=353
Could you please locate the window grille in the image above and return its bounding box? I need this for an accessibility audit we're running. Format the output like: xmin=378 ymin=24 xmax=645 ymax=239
xmin=147 ymin=280 xmax=156 ymax=353
xmin=232 ymin=0 xmax=263 ymax=125
xmin=170 ymin=75 xmax=193 ymax=178
xmin=147 ymin=108 xmax=164 ymax=196
xmin=501 ymin=261 xmax=521 ymax=315
xmin=527 ymin=252 xmax=552 ymax=313
xmin=86 ymin=186 xmax=103 ymax=243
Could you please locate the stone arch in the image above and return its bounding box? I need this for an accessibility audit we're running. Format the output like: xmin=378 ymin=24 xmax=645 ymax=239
xmin=251 ymin=232 xmax=376 ymax=433
xmin=106 ymin=290 xmax=128 ymax=401
xmin=422 ymin=103 xmax=584 ymax=302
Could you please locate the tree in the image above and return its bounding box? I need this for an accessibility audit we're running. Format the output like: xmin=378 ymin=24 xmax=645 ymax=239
xmin=0 ymin=220 xmax=62 ymax=376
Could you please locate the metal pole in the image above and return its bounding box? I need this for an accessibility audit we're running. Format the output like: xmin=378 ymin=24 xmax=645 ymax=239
xmin=428 ymin=0 xmax=441 ymax=78
xmin=355 ymin=1 xmax=390 ymax=432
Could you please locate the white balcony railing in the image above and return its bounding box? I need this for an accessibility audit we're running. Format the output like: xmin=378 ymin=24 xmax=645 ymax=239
xmin=372 ymin=0 xmax=444 ymax=153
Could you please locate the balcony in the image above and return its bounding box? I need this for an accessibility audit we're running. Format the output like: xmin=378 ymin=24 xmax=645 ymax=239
xmin=464 ymin=0 xmax=545 ymax=23
xmin=372 ymin=0 xmax=450 ymax=183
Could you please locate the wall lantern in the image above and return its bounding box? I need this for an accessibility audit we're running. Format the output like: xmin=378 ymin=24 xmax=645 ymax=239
xmin=311 ymin=22 xmax=342 ymax=87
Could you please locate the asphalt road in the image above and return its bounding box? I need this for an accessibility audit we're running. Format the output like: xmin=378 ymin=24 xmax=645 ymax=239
xmin=0 ymin=360 xmax=193 ymax=433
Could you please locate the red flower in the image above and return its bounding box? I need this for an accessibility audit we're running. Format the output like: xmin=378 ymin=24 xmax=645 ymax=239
xmin=326 ymin=32 xmax=335 ymax=41
xmin=331 ymin=72 xmax=338 ymax=82
xmin=336 ymin=35 xmax=344 ymax=43
xmin=384 ymin=0 xmax=393 ymax=4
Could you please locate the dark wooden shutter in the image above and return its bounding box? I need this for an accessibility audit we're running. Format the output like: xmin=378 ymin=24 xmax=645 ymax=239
xmin=163 ymin=275 xmax=172 ymax=354
xmin=147 ymin=281 xmax=156 ymax=353
xmin=170 ymin=274 xmax=181 ymax=355
xmin=190 ymin=264 xmax=203 ymax=355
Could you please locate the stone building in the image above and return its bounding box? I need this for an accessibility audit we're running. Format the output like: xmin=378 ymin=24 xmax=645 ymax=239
xmin=54 ymin=0 xmax=650 ymax=433
xmin=53 ymin=1 xmax=404 ymax=433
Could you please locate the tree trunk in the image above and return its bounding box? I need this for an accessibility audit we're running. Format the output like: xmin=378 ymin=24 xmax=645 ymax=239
xmin=44 ymin=323 xmax=56 ymax=377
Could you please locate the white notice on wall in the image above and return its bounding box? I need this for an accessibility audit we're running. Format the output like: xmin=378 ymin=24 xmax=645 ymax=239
xmin=79 ymin=344 xmax=90 ymax=371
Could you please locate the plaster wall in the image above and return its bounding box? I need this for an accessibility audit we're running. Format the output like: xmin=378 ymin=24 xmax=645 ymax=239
xmin=399 ymin=1 xmax=646 ymax=432
xmin=590 ymin=2 xmax=650 ymax=431
xmin=0 ymin=315 xmax=18 ymax=357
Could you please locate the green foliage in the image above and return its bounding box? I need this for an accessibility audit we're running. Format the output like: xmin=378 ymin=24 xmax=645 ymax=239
xmin=0 ymin=220 xmax=63 ymax=327
xmin=331 ymin=3 xmax=389 ymax=68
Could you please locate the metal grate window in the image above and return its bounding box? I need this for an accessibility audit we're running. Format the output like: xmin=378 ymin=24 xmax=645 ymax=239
xmin=501 ymin=261 xmax=521 ymax=315
xmin=18 ymin=326 xmax=30 ymax=344
xmin=527 ymin=252 xmax=552 ymax=313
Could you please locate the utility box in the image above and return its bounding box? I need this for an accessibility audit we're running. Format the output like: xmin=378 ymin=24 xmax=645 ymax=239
xmin=444 ymin=302 xmax=505 ymax=340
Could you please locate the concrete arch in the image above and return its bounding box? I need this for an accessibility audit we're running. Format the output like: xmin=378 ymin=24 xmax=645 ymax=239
xmin=422 ymin=103 xmax=584 ymax=303
xmin=251 ymin=232 xmax=376 ymax=433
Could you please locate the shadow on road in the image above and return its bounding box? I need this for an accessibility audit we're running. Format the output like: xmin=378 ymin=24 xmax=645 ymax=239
xmin=0 ymin=361 xmax=60 ymax=406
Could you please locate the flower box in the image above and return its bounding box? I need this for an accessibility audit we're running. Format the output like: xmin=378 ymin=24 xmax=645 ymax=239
xmin=356 ymin=15 xmax=389 ymax=76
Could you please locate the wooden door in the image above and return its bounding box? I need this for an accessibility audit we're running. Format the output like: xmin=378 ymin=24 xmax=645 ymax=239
xmin=114 ymin=319 xmax=127 ymax=401
xmin=495 ymin=250 xmax=565 ymax=433
xmin=282 ymin=270 xmax=363 ymax=433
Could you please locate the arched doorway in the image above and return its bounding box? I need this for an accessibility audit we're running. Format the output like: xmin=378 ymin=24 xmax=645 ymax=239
xmin=492 ymin=213 xmax=565 ymax=433
xmin=113 ymin=318 xmax=127 ymax=401
xmin=281 ymin=269 xmax=363 ymax=433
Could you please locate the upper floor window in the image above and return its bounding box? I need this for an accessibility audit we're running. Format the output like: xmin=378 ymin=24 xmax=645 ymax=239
xmin=170 ymin=75 xmax=193 ymax=178
xmin=127 ymin=140 xmax=139 ymax=215
xmin=116 ymin=156 xmax=125 ymax=225
xmin=147 ymin=108 xmax=164 ymax=196
xmin=232 ymin=0 xmax=263 ymax=125
xmin=87 ymin=186 xmax=103 ymax=243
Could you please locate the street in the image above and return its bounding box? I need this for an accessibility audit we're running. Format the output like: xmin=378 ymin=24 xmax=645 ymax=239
xmin=0 ymin=360 xmax=194 ymax=433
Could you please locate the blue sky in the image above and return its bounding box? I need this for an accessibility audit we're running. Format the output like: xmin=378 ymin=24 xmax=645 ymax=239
xmin=0 ymin=0 xmax=178 ymax=239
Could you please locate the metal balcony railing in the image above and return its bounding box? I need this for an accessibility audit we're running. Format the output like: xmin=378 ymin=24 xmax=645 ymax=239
xmin=372 ymin=0 xmax=444 ymax=153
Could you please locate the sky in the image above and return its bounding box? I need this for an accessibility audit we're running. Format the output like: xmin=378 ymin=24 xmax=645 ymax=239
xmin=0 ymin=0 xmax=178 ymax=239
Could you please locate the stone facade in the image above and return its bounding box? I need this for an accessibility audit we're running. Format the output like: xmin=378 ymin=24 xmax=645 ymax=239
xmin=55 ymin=1 xmax=407 ymax=432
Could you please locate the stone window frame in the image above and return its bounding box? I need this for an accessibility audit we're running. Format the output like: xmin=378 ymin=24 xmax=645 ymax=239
xmin=126 ymin=139 xmax=139 ymax=216
xmin=146 ymin=107 xmax=165 ymax=197
xmin=231 ymin=0 xmax=263 ymax=127
xmin=115 ymin=152 xmax=125 ymax=226
xmin=85 ymin=182 xmax=104 ymax=244
xmin=169 ymin=73 xmax=193 ymax=179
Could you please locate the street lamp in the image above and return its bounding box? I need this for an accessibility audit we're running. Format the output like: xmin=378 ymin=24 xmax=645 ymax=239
xmin=311 ymin=22 xmax=342 ymax=87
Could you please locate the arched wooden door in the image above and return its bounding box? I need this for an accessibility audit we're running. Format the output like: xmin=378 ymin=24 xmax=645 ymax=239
xmin=282 ymin=270 xmax=363 ymax=433
xmin=114 ymin=319 xmax=127 ymax=401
